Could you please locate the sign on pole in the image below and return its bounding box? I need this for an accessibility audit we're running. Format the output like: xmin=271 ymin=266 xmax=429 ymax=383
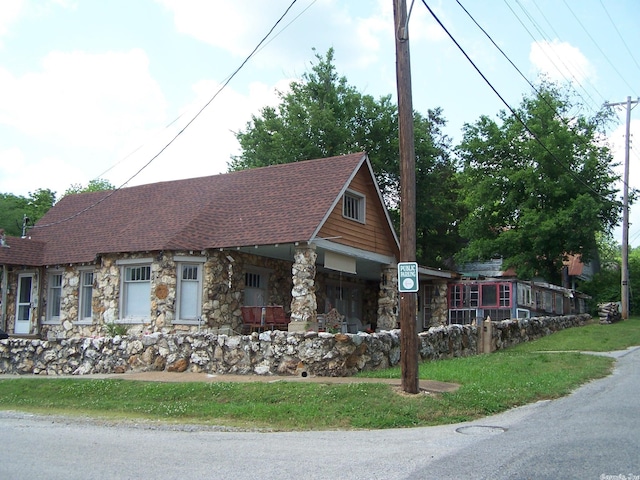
xmin=398 ymin=262 xmax=419 ymax=293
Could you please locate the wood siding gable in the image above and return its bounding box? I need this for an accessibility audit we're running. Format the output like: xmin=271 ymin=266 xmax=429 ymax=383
xmin=315 ymin=160 xmax=399 ymax=258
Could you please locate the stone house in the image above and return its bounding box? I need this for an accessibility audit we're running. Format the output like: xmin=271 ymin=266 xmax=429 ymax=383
xmin=0 ymin=153 xmax=451 ymax=340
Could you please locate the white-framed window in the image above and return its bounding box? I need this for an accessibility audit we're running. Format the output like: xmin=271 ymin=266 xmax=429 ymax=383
xmin=499 ymin=284 xmax=511 ymax=307
xmin=343 ymin=190 xmax=365 ymax=223
xmin=176 ymin=260 xmax=203 ymax=322
xmin=517 ymin=283 xmax=531 ymax=307
xmin=46 ymin=271 xmax=63 ymax=322
xmin=118 ymin=259 xmax=152 ymax=322
xmin=78 ymin=270 xmax=94 ymax=322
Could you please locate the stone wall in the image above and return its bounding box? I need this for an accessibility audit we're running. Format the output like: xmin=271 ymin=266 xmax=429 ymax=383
xmin=0 ymin=314 xmax=589 ymax=377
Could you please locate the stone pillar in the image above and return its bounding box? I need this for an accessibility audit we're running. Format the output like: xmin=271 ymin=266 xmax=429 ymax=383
xmin=289 ymin=244 xmax=318 ymax=332
xmin=377 ymin=265 xmax=398 ymax=330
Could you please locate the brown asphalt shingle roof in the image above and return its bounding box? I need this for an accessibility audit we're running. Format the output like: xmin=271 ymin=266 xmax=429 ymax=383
xmin=13 ymin=153 xmax=368 ymax=266
xmin=0 ymin=237 xmax=45 ymax=266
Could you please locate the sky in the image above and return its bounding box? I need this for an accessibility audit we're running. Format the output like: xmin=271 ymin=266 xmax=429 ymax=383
xmin=1 ymin=0 xmax=639 ymax=243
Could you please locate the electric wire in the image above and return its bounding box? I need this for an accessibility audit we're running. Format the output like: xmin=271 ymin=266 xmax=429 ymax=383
xmin=509 ymin=0 xmax=603 ymax=111
xmin=421 ymin=0 xmax=613 ymax=203
xmin=93 ymin=0 xmax=317 ymax=183
xmin=562 ymin=0 xmax=638 ymax=97
xmin=527 ymin=0 xmax=603 ymax=106
xmin=456 ymin=0 xmax=633 ymax=194
xmin=33 ymin=0 xmax=300 ymax=230
xmin=597 ymin=0 xmax=640 ymax=75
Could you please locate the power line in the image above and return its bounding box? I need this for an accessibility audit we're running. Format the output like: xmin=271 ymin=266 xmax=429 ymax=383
xmin=457 ymin=0 xmax=633 ymax=195
xmin=597 ymin=0 xmax=640 ymax=75
xmin=92 ymin=1 xmax=316 ymax=185
xmin=508 ymin=0 xmax=603 ymax=111
xmin=421 ymin=0 xmax=615 ymax=202
xmin=562 ymin=0 xmax=638 ymax=97
xmin=33 ymin=0 xmax=301 ymax=230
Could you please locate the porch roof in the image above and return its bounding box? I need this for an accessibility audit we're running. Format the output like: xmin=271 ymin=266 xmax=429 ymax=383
xmin=0 ymin=237 xmax=45 ymax=266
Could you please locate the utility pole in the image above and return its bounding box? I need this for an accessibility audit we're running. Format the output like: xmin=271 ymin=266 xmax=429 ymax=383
xmin=605 ymin=96 xmax=638 ymax=320
xmin=393 ymin=0 xmax=419 ymax=394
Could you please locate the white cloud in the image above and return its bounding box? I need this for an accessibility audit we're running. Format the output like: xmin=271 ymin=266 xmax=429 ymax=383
xmin=156 ymin=0 xmax=401 ymax=74
xmin=108 ymin=76 xmax=293 ymax=188
xmin=0 ymin=148 xmax=85 ymax=197
xmin=157 ymin=0 xmax=284 ymax=56
xmin=529 ymin=40 xmax=595 ymax=84
xmin=0 ymin=49 xmax=167 ymax=149
xmin=0 ymin=0 xmax=24 ymax=41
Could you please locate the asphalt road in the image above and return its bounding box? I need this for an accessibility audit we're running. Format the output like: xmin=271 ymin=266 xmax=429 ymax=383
xmin=1 ymin=347 xmax=638 ymax=480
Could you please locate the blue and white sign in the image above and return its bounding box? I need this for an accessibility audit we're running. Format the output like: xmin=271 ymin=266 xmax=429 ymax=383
xmin=398 ymin=262 xmax=419 ymax=293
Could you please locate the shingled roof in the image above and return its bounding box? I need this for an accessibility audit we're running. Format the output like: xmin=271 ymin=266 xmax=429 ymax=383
xmin=11 ymin=152 xmax=374 ymax=266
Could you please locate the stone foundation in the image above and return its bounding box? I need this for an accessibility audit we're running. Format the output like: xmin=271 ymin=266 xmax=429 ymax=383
xmin=0 ymin=314 xmax=589 ymax=377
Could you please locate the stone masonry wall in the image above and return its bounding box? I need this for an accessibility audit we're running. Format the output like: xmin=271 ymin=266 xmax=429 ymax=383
xmin=37 ymin=251 xmax=294 ymax=340
xmin=0 ymin=314 xmax=589 ymax=377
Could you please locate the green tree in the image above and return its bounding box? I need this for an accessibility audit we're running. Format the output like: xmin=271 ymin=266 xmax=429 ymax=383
xmin=23 ymin=188 xmax=57 ymax=233
xmin=0 ymin=193 xmax=28 ymax=236
xmin=1 ymin=179 xmax=114 ymax=238
xmin=231 ymin=48 xmax=462 ymax=267
xmin=63 ymin=178 xmax=115 ymax=197
xmin=456 ymin=83 xmax=621 ymax=283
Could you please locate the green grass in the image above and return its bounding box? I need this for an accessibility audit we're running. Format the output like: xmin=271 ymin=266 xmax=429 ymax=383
xmin=0 ymin=317 xmax=637 ymax=430
xmin=513 ymin=316 xmax=640 ymax=352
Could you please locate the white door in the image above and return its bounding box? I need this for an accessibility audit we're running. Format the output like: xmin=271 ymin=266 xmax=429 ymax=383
xmin=15 ymin=274 xmax=34 ymax=334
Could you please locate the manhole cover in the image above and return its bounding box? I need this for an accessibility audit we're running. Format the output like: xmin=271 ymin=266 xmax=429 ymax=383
xmin=456 ymin=425 xmax=507 ymax=435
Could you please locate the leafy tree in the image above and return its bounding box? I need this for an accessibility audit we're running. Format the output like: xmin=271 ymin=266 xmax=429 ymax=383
xmin=582 ymin=245 xmax=640 ymax=316
xmin=231 ymin=48 xmax=462 ymax=267
xmin=456 ymin=83 xmax=621 ymax=284
xmin=1 ymin=179 xmax=114 ymax=237
xmin=0 ymin=193 xmax=28 ymax=236
xmin=23 ymin=188 xmax=56 ymax=234
xmin=63 ymin=178 xmax=115 ymax=197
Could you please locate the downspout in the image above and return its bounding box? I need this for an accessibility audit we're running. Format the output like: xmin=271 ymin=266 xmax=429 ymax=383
xmin=1 ymin=264 xmax=7 ymax=332
xmin=35 ymin=267 xmax=44 ymax=337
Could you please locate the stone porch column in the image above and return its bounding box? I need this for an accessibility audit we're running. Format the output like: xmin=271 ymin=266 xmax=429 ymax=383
xmin=377 ymin=265 xmax=398 ymax=330
xmin=289 ymin=244 xmax=318 ymax=332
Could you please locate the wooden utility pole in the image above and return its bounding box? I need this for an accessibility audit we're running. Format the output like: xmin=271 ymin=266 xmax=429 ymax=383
xmin=605 ymin=96 xmax=638 ymax=320
xmin=393 ymin=0 xmax=419 ymax=394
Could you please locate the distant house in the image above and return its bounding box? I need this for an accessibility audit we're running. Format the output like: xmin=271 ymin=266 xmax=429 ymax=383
xmin=0 ymin=153 xmax=451 ymax=339
xmin=450 ymin=257 xmax=590 ymax=324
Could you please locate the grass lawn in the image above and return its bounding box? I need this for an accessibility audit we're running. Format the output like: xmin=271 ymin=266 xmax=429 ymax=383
xmin=0 ymin=317 xmax=637 ymax=430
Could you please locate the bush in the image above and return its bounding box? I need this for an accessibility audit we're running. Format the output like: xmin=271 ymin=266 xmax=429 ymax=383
xmin=104 ymin=322 xmax=129 ymax=337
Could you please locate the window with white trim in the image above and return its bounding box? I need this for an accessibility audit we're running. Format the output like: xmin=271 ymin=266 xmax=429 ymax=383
xmin=79 ymin=270 xmax=94 ymax=321
xmin=176 ymin=263 xmax=203 ymax=322
xmin=47 ymin=272 xmax=63 ymax=321
xmin=499 ymin=284 xmax=510 ymax=307
xmin=121 ymin=264 xmax=151 ymax=320
xmin=343 ymin=190 xmax=365 ymax=223
xmin=517 ymin=283 xmax=531 ymax=307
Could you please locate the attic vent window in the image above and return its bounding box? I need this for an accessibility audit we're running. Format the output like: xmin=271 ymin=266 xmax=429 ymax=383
xmin=343 ymin=190 xmax=365 ymax=223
